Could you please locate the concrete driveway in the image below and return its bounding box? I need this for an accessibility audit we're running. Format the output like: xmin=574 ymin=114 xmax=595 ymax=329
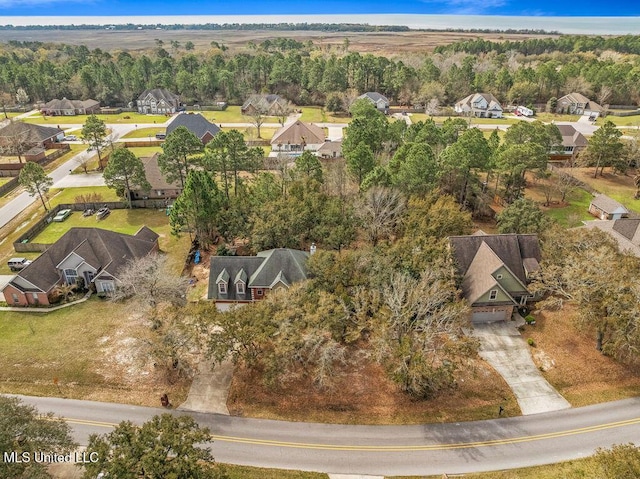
xmin=471 ymin=321 xmax=571 ymax=415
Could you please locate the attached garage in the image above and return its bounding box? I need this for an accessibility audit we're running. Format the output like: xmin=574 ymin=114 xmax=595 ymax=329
xmin=471 ymin=306 xmax=514 ymax=324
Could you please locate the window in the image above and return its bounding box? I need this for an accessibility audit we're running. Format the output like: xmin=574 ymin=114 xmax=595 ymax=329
xmin=218 ymin=282 xmax=227 ymax=295
xmin=12 ymin=293 xmax=19 ymax=304
xmin=64 ymin=268 xmax=78 ymax=284
xmin=496 ymin=274 xmax=503 ymax=280
xmin=256 ymin=289 xmax=263 ymax=297
xmin=489 ymin=290 xmax=498 ymax=300
xmin=236 ymin=282 xmax=245 ymax=295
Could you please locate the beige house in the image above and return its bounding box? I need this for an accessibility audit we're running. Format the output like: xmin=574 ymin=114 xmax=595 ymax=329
xmin=556 ymin=92 xmax=603 ymax=116
xmin=271 ymin=120 xmax=326 ymax=155
xmin=549 ymin=124 xmax=588 ymax=162
xmin=588 ymin=194 xmax=629 ymax=220
xmin=42 ymin=98 xmax=100 ymax=116
xmin=455 ymin=93 xmax=503 ymax=118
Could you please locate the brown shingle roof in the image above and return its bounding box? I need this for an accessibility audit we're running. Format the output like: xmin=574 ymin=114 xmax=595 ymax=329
xmin=140 ymin=153 xmax=181 ymax=191
xmin=271 ymin=120 xmax=325 ymax=146
xmin=590 ymin=194 xmax=629 ymax=214
xmin=0 ymin=121 xmax=63 ymax=144
xmin=556 ymin=124 xmax=588 ymax=148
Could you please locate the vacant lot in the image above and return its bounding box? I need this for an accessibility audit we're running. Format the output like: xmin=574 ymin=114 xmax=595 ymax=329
xmin=23 ymin=112 xmax=168 ymax=125
xmin=0 ymin=298 xmax=190 ymax=406
xmin=122 ymin=126 xmax=165 ymax=139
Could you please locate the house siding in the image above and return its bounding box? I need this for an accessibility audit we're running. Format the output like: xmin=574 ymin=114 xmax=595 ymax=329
xmin=2 ymin=284 xmax=49 ymax=306
xmin=475 ymin=287 xmax=512 ymax=304
xmin=492 ymin=266 xmax=527 ymax=294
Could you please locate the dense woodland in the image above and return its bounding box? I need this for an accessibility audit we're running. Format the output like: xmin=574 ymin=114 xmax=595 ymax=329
xmin=1 ymin=34 xmax=640 ymax=109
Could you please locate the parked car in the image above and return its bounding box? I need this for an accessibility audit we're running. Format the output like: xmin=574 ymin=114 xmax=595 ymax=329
xmin=155 ymin=133 xmax=166 ymax=140
xmin=96 ymin=206 xmax=110 ymax=220
xmin=52 ymin=209 xmax=72 ymax=222
xmin=63 ymin=135 xmax=78 ymax=141
xmin=7 ymin=257 xmax=32 ymax=271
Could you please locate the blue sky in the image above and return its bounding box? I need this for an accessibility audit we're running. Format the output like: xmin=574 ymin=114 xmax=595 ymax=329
xmin=0 ymin=0 xmax=637 ymax=17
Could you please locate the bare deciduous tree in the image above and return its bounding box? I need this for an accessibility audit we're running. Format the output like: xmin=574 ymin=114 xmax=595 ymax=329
xmin=356 ymin=187 xmax=405 ymax=246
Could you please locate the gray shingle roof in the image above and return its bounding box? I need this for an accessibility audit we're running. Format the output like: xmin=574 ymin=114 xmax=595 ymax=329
xmin=241 ymin=94 xmax=285 ymax=111
xmin=590 ymin=194 xmax=629 ymax=214
xmin=11 ymin=227 xmax=158 ymax=293
xmin=137 ymin=88 xmax=179 ymax=103
xmin=359 ymin=92 xmax=389 ymax=104
xmin=166 ymin=113 xmax=220 ymax=141
xmin=0 ymin=121 xmax=63 ymax=144
xmin=208 ymin=248 xmax=309 ymax=301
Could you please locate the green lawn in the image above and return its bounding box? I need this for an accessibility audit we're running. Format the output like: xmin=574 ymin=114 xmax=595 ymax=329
xmin=533 ymin=112 xmax=581 ymax=123
xmin=23 ymin=112 xmax=168 ymax=125
xmin=219 ymin=465 xmax=326 ymax=479
xmin=122 ymin=127 xmax=166 ymax=139
xmin=200 ymin=106 xmax=247 ymax=123
xmin=126 ymin=146 xmax=164 ymax=157
xmin=0 ymin=177 xmax=11 ymax=186
xmin=544 ymin=187 xmax=594 ymax=227
xmin=299 ymin=106 xmax=352 ymax=124
xmin=596 ymin=115 xmax=640 ymax=127
xmin=49 ymin=186 xmax=119 ymax=206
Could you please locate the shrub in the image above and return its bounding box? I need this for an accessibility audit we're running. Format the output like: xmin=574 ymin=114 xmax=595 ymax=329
xmin=527 ymin=338 xmax=536 ymax=347
xmin=525 ymin=315 xmax=536 ymax=325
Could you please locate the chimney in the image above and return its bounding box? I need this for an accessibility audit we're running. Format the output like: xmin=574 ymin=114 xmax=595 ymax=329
xmin=309 ymin=243 xmax=316 ymax=255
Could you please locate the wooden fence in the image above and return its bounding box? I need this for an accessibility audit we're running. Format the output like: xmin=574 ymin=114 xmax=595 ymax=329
xmin=0 ymin=177 xmax=19 ymax=196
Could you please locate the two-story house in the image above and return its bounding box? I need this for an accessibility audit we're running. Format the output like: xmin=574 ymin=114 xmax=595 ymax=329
xmin=137 ymin=88 xmax=180 ymax=114
xmin=1 ymin=227 xmax=159 ymax=306
xmin=449 ymin=233 xmax=541 ymax=323
xmin=455 ymin=93 xmax=503 ymax=118
xmin=549 ymin=124 xmax=588 ymax=163
xmin=556 ymin=92 xmax=603 ymax=116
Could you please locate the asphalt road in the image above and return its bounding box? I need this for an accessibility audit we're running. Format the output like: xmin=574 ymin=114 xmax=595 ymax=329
xmin=14 ymin=394 xmax=640 ymax=476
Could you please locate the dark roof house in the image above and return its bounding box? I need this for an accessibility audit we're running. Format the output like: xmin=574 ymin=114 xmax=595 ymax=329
xmin=130 ymin=153 xmax=183 ymax=200
xmin=584 ymin=218 xmax=640 ymax=257
xmin=2 ymin=226 xmax=159 ymax=307
xmin=166 ymin=113 xmax=221 ymax=144
xmin=208 ymin=248 xmax=310 ymax=302
xmin=449 ymin=233 xmax=541 ymax=323
xmin=0 ymin=121 xmax=63 ymax=149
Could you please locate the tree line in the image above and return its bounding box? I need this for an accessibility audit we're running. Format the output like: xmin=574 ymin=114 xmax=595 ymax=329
xmin=1 ymin=35 xmax=639 ymax=111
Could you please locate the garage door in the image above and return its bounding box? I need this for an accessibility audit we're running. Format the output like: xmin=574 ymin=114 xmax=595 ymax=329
xmin=472 ymin=310 xmax=508 ymax=323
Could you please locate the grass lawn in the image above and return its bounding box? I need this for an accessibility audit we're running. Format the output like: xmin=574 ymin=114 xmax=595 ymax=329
xmin=49 ymin=186 xmax=119 ymax=206
xmin=0 ymin=177 xmax=11 ymax=186
xmin=0 ymin=298 xmax=190 ymax=406
xmin=543 ymin=188 xmax=593 ymax=227
xmin=200 ymin=106 xmax=247 ymax=123
xmin=299 ymin=106 xmax=352 ymax=124
xmin=23 ymin=112 xmax=168 ymax=125
xmin=121 ymin=127 xmax=165 ymax=139
xmin=596 ymin=115 xmax=640 ymax=127
xmin=126 ymin=145 xmax=164 ymax=157
xmin=221 ymin=126 xmax=278 ymax=141
xmin=568 ymin=167 xmax=640 ymax=212
xmin=217 ymin=465 xmax=327 ymax=479
xmin=533 ymin=112 xmax=581 ymax=123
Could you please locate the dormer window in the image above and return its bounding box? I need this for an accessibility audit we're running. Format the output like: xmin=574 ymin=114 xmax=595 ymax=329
xmin=218 ymin=282 xmax=227 ymax=295
xmin=489 ymin=290 xmax=498 ymax=300
xmin=236 ymin=282 xmax=245 ymax=295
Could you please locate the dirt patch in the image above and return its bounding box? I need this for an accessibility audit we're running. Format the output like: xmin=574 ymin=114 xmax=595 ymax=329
xmin=525 ymin=305 xmax=640 ymax=406
xmin=228 ymin=354 xmax=518 ymax=425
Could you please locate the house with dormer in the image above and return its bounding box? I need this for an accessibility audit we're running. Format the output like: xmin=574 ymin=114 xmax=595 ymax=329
xmin=1 ymin=227 xmax=159 ymax=306
xmin=137 ymin=88 xmax=180 ymax=114
xmin=207 ymin=248 xmax=310 ymax=303
xmin=449 ymin=233 xmax=541 ymax=323
xmin=455 ymin=93 xmax=503 ymax=119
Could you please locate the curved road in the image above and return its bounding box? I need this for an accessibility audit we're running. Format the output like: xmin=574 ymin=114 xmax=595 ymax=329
xmin=15 ymin=394 xmax=640 ymax=476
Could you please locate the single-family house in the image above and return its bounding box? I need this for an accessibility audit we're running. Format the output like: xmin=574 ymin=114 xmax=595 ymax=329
xmin=0 ymin=121 xmax=64 ymax=151
xmin=549 ymin=124 xmax=588 ymax=162
xmin=137 ymin=88 xmax=180 ymax=114
xmin=583 ymin=218 xmax=640 ymax=257
xmin=449 ymin=233 xmax=541 ymax=323
xmin=270 ymin=120 xmax=326 ymax=155
xmin=455 ymin=93 xmax=503 ymax=119
xmin=317 ymin=139 xmax=343 ymax=159
xmin=208 ymin=248 xmax=310 ymax=303
xmin=556 ymin=92 xmax=603 ymax=116
xmin=1 ymin=226 xmax=159 ymax=307
xmin=358 ymin=92 xmax=390 ymax=113
xmin=130 ymin=153 xmax=182 ymax=200
xmin=589 ymin=194 xmax=630 ymax=220
xmin=42 ymin=98 xmax=100 ymax=116
xmin=166 ymin=113 xmax=221 ymax=144
xmin=241 ymin=94 xmax=289 ymax=116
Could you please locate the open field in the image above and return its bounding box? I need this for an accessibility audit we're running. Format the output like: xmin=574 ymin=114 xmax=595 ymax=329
xmin=533 ymin=112 xmax=581 ymax=123
xmin=22 ymin=112 xmax=169 ymax=125
xmin=596 ymin=115 xmax=640 ymax=127
xmin=0 ymin=298 xmax=190 ymax=407
xmin=200 ymin=106 xmax=249 ymax=123
xmin=0 ymin=29 xmax=561 ymax=55
xmin=126 ymin=145 xmax=164 ymax=157
xmin=122 ymin=126 xmax=165 ymax=138
xmin=299 ymin=106 xmax=352 ymax=123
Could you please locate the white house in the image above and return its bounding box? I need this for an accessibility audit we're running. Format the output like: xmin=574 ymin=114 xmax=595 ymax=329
xmin=455 ymin=93 xmax=503 ymax=119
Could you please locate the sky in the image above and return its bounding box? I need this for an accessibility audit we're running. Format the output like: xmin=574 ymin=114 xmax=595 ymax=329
xmin=0 ymin=0 xmax=638 ymax=17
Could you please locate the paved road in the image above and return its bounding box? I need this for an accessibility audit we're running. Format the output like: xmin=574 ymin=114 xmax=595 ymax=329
xmin=13 ymin=394 xmax=640 ymax=476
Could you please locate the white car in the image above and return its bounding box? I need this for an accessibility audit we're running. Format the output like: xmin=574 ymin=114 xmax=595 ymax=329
xmin=63 ymin=135 xmax=78 ymax=141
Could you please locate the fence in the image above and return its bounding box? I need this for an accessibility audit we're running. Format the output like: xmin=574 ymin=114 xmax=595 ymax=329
xmin=607 ymin=110 xmax=640 ymax=117
xmin=14 ymin=199 xmax=169 ymax=252
xmin=0 ymin=177 xmax=19 ymax=196
xmin=121 ymin=140 xmax=163 ymax=147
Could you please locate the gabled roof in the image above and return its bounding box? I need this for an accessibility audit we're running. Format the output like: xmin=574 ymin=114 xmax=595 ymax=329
xmin=44 ymin=98 xmax=99 ymax=111
xmin=584 ymin=219 xmax=640 ymax=257
xmin=271 ymin=120 xmax=325 ymax=146
xmin=449 ymin=234 xmax=541 ymax=288
xmin=462 ymin=241 xmax=516 ymax=304
xmin=137 ymin=88 xmax=179 ymax=103
xmin=317 ymin=140 xmax=343 ymax=156
xmin=456 ymin=93 xmax=503 ymax=111
xmin=137 ymin=153 xmax=181 ymax=191
xmin=0 ymin=121 xmax=63 ymax=143
xmin=556 ymin=124 xmax=588 ymax=148
xmin=166 ymin=113 xmax=220 ymax=141
xmin=207 ymin=248 xmax=309 ymax=301
xmin=10 ymin=227 xmax=158 ymax=293
xmin=241 ymin=94 xmax=285 ymax=111
xmin=358 ymin=92 xmax=389 ymax=104
xmin=590 ymin=194 xmax=629 ymax=215
xmin=558 ymin=92 xmax=603 ymax=112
